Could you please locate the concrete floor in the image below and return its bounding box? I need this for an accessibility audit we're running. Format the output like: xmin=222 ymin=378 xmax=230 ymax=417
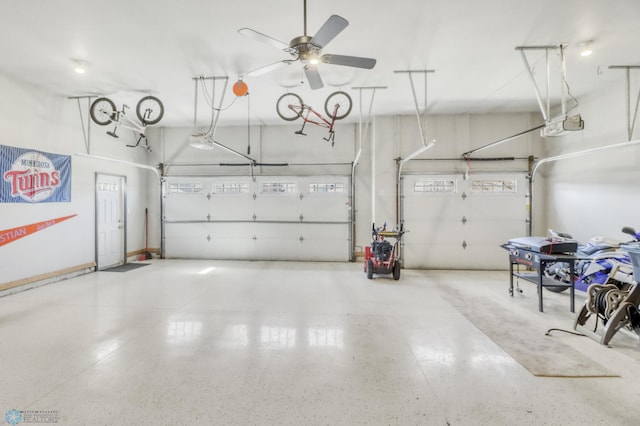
xmin=1 ymin=260 xmax=639 ymax=425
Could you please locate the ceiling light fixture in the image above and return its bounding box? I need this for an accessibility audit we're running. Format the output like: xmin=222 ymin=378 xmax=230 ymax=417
xmin=580 ymin=41 xmax=593 ymax=57
xmin=72 ymin=59 xmax=89 ymax=74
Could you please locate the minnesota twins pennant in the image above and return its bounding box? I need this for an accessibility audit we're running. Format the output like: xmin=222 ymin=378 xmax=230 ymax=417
xmin=0 ymin=214 xmax=77 ymax=247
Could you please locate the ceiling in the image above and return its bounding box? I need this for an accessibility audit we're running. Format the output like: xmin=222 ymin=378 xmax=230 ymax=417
xmin=1 ymin=0 xmax=639 ymax=128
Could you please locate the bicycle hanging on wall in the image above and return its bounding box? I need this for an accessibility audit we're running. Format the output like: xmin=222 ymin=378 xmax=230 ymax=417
xmin=276 ymin=90 xmax=352 ymax=146
xmin=89 ymin=95 xmax=164 ymax=151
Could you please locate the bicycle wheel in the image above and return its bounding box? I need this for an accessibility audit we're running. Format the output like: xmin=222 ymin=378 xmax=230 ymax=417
xmin=136 ymin=95 xmax=164 ymax=125
xmin=276 ymin=93 xmax=303 ymax=121
xmin=324 ymin=91 xmax=352 ymax=120
xmin=89 ymin=97 xmax=116 ymax=126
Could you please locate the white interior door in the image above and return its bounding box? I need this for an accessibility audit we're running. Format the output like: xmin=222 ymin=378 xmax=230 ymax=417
xmin=96 ymin=174 xmax=125 ymax=269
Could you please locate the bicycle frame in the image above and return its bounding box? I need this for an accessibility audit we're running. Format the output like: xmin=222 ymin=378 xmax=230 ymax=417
xmin=106 ymin=105 xmax=152 ymax=150
xmin=275 ymin=91 xmax=352 ymax=146
xmin=290 ymin=102 xmax=341 ymax=145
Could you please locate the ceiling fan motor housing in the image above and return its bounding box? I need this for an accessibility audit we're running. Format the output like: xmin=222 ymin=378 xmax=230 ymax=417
xmin=290 ymin=35 xmax=322 ymax=62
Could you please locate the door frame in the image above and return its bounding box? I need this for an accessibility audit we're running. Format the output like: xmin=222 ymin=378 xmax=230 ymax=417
xmin=95 ymin=173 xmax=127 ymax=269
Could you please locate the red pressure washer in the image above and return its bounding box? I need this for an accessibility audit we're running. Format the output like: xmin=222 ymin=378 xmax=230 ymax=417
xmin=364 ymin=222 xmax=405 ymax=280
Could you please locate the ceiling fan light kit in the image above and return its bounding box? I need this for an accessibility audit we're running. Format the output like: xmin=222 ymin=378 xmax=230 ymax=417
xmin=239 ymin=1 xmax=376 ymax=90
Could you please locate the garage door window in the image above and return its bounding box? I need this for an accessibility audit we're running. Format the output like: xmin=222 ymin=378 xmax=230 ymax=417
xmin=414 ymin=179 xmax=456 ymax=193
xmin=308 ymin=182 xmax=345 ymax=193
xmin=214 ymin=182 xmax=249 ymax=194
xmin=261 ymin=182 xmax=297 ymax=194
xmin=168 ymin=183 xmax=203 ymax=194
xmin=471 ymin=179 xmax=516 ymax=193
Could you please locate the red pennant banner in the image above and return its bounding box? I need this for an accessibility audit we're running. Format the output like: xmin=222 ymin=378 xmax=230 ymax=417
xmin=0 ymin=214 xmax=77 ymax=247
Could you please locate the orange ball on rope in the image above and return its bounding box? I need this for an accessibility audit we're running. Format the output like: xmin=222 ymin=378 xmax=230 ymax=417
xmin=233 ymin=80 xmax=249 ymax=97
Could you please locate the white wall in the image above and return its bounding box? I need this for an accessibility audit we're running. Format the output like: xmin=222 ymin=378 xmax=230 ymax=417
xmin=542 ymin=79 xmax=640 ymax=243
xmin=0 ymin=73 xmax=153 ymax=288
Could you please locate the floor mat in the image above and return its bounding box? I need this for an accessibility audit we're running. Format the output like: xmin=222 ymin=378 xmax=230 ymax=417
xmin=101 ymin=263 xmax=149 ymax=272
xmin=441 ymin=288 xmax=619 ymax=378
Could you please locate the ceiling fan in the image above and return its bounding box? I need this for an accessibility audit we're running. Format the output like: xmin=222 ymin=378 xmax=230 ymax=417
xmin=238 ymin=0 xmax=376 ymax=90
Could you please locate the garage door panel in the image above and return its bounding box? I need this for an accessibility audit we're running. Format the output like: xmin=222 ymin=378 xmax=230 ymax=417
xmin=164 ymin=175 xmax=350 ymax=261
xmin=210 ymin=196 xmax=255 ymax=221
xmin=300 ymin=196 xmax=350 ymax=221
xmin=254 ymin=195 xmax=302 ymax=221
xmin=207 ymin=177 xmax=256 ymax=221
xmin=404 ymin=222 xmax=465 ymax=245
xmin=465 ymin=218 xmax=527 ymax=241
xmin=165 ymin=222 xmax=257 ymax=259
xmin=402 ymin=173 xmax=527 ymax=269
xmin=404 ymin=195 xmax=460 ymax=221
xmin=165 ymin=195 xmax=208 ymax=220
xmin=300 ymin=177 xmax=350 ymax=221
xmin=164 ymin=223 xmax=210 ymax=258
xmin=458 ymin=245 xmax=508 ymax=269
xmin=254 ymin=223 xmax=348 ymax=261
xmin=404 ymin=242 xmax=467 ymax=269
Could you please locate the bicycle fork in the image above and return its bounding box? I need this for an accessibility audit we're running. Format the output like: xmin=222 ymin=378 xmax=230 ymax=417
xmin=126 ymin=132 xmax=151 ymax=151
xmin=322 ymin=104 xmax=341 ymax=147
xmin=106 ymin=110 xmax=122 ymax=138
xmin=323 ymin=130 xmax=335 ymax=146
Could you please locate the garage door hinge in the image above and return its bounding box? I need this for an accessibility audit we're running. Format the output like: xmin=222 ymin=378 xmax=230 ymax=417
xmin=207 ymin=193 xmax=211 ymax=200
xmin=299 ymin=235 xmax=304 ymax=242
xmin=462 ymin=240 xmax=467 ymax=249
xmin=207 ymin=234 xmax=211 ymax=242
xmin=253 ymin=193 xmax=257 ymax=200
xmin=207 ymin=214 xmax=211 ymax=221
xmin=461 ymin=216 xmax=467 ymax=225
xmin=252 ymin=235 xmax=257 ymax=241
xmin=252 ymin=214 xmax=257 ymax=221
xmin=461 ymin=192 xmax=467 ymax=200
xmin=299 ymin=193 xmax=304 ymax=200
xmin=299 ymin=214 xmax=304 ymax=222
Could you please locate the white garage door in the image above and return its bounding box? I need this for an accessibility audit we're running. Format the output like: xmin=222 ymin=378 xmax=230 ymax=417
xmin=402 ymin=173 xmax=528 ymax=269
xmin=163 ymin=175 xmax=350 ymax=261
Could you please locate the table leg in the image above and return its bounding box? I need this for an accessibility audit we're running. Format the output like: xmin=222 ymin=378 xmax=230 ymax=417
xmin=569 ymin=260 xmax=575 ymax=313
xmin=538 ymin=260 xmax=544 ymax=312
xmin=509 ymin=261 xmax=514 ymax=296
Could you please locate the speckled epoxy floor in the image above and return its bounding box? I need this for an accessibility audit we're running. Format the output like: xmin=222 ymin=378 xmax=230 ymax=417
xmin=1 ymin=260 xmax=639 ymax=425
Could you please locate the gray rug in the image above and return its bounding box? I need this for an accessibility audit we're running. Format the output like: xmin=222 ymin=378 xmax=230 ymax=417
xmin=442 ymin=289 xmax=619 ymax=378
xmin=102 ymin=263 xmax=149 ymax=272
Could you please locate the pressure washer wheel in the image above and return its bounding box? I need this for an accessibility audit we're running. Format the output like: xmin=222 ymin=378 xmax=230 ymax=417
xmin=366 ymin=259 xmax=374 ymax=279
xmin=392 ymin=261 xmax=401 ymax=280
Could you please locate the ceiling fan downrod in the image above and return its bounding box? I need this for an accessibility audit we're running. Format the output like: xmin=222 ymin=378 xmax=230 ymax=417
xmin=303 ymin=0 xmax=307 ymax=36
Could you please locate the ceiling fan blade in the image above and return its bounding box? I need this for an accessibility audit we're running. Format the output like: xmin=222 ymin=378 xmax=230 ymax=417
xmin=321 ymin=54 xmax=377 ymax=69
xmin=246 ymin=60 xmax=290 ymax=77
xmin=304 ymin=65 xmax=324 ymax=90
xmin=238 ymin=27 xmax=290 ymax=51
xmin=310 ymin=15 xmax=348 ymax=48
